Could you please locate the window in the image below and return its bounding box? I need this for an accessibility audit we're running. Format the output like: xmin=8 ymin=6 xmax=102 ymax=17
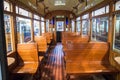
xmin=4 ymin=1 xmax=12 ymax=12
xmin=71 ymin=20 xmax=75 ymax=32
xmin=46 ymin=20 xmax=49 ymax=32
xmin=34 ymin=14 xmax=40 ymax=20
xmin=56 ymin=21 xmax=64 ymax=31
xmin=34 ymin=20 xmax=40 ymax=36
xmin=115 ymin=1 xmax=120 ymax=11
xmin=94 ymin=7 xmax=105 ymax=16
xmin=16 ymin=7 xmax=32 ymax=17
xmin=16 ymin=17 xmax=31 ymax=43
xmin=113 ymin=14 xmax=120 ymax=51
xmin=92 ymin=17 xmax=109 ymax=42
xmin=4 ymin=14 xmax=13 ymax=52
xmin=41 ymin=21 xmax=45 ymax=33
xmin=76 ymin=17 xmax=80 ymax=21
xmin=76 ymin=21 xmax=81 ymax=32
xmin=41 ymin=17 xmax=44 ymax=21
xmin=92 ymin=6 xmax=109 ymax=17
xmin=82 ymin=14 xmax=89 ymax=19
xmin=82 ymin=20 xmax=89 ymax=35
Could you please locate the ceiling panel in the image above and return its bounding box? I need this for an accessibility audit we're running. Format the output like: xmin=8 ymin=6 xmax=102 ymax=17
xmin=18 ymin=0 xmax=104 ymax=16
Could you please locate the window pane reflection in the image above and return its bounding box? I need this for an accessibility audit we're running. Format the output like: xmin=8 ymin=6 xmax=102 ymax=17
xmin=114 ymin=14 xmax=120 ymax=50
xmin=82 ymin=20 xmax=89 ymax=35
xmin=41 ymin=22 xmax=45 ymax=33
xmin=4 ymin=14 xmax=12 ymax=52
xmin=34 ymin=20 xmax=40 ymax=36
xmin=92 ymin=17 xmax=108 ymax=42
xmin=16 ymin=17 xmax=31 ymax=43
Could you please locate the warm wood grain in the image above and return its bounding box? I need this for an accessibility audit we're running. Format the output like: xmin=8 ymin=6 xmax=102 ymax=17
xmin=13 ymin=43 xmax=39 ymax=74
xmin=35 ymin=36 xmax=48 ymax=52
xmin=64 ymin=42 xmax=119 ymax=75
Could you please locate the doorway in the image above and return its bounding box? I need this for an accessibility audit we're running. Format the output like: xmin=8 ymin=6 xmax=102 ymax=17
xmin=56 ymin=21 xmax=64 ymax=42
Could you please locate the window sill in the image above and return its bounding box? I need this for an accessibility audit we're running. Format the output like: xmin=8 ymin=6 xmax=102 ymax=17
xmin=7 ymin=51 xmax=16 ymax=56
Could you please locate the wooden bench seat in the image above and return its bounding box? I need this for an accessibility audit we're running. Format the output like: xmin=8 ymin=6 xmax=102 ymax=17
xmin=66 ymin=62 xmax=118 ymax=75
xmin=12 ymin=43 xmax=39 ymax=79
xmin=64 ymin=42 xmax=119 ymax=78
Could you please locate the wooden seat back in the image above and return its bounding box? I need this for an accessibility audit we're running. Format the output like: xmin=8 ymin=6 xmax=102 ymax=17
xmin=17 ymin=43 xmax=38 ymax=63
xmin=35 ymin=36 xmax=48 ymax=52
xmin=64 ymin=42 xmax=109 ymax=64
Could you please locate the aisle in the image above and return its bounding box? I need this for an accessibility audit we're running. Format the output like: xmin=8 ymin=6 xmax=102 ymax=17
xmin=41 ymin=43 xmax=65 ymax=80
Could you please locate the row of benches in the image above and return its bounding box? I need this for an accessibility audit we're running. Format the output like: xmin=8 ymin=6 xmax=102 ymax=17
xmin=10 ymin=32 xmax=53 ymax=80
xmin=62 ymin=32 xmax=119 ymax=79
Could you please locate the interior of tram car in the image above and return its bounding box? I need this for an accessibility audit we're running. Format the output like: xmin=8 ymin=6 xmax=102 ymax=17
xmin=0 ymin=0 xmax=120 ymax=80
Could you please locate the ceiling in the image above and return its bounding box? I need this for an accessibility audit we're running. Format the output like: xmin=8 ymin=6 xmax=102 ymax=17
xmin=18 ymin=0 xmax=104 ymax=16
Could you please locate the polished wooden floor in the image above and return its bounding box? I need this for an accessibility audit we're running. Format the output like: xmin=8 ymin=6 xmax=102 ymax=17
xmin=41 ymin=43 xmax=65 ymax=80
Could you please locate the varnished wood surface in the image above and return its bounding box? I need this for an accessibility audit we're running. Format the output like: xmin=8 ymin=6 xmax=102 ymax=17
xmin=66 ymin=62 xmax=118 ymax=75
xmin=35 ymin=36 xmax=48 ymax=52
xmin=64 ymin=42 xmax=119 ymax=75
xmin=13 ymin=43 xmax=39 ymax=74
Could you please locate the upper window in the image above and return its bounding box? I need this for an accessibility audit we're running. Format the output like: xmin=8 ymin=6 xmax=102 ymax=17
xmin=92 ymin=5 xmax=109 ymax=17
xmin=41 ymin=17 xmax=44 ymax=21
xmin=115 ymin=1 xmax=120 ymax=11
xmin=76 ymin=17 xmax=80 ymax=21
xmin=4 ymin=1 xmax=12 ymax=12
xmin=4 ymin=14 xmax=13 ymax=52
xmin=16 ymin=7 xmax=32 ymax=17
xmin=92 ymin=17 xmax=109 ymax=42
xmin=82 ymin=14 xmax=89 ymax=19
xmin=113 ymin=14 xmax=120 ymax=51
xmin=34 ymin=14 xmax=40 ymax=20
xmin=94 ymin=7 xmax=105 ymax=16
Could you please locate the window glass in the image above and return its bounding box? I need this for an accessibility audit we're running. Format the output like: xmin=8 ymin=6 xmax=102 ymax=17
xmin=34 ymin=15 xmax=40 ymax=20
xmin=4 ymin=1 xmax=11 ymax=12
xmin=82 ymin=14 xmax=89 ymax=19
xmin=92 ymin=17 xmax=109 ymax=42
xmin=71 ymin=20 xmax=75 ymax=32
xmin=113 ymin=14 xmax=120 ymax=50
xmin=41 ymin=21 xmax=45 ymax=33
xmin=115 ymin=1 xmax=120 ymax=11
xmin=82 ymin=20 xmax=89 ymax=35
xmin=106 ymin=5 xmax=109 ymax=13
xmin=95 ymin=7 xmax=105 ymax=16
xmin=46 ymin=20 xmax=49 ymax=32
xmin=4 ymin=14 xmax=13 ymax=52
xmin=18 ymin=8 xmax=32 ymax=17
xmin=56 ymin=21 xmax=64 ymax=31
xmin=16 ymin=17 xmax=31 ymax=43
xmin=76 ymin=21 xmax=81 ymax=32
xmin=16 ymin=6 xmax=18 ymax=13
xmin=41 ymin=17 xmax=44 ymax=21
xmin=34 ymin=20 xmax=40 ymax=36
xmin=76 ymin=17 xmax=80 ymax=21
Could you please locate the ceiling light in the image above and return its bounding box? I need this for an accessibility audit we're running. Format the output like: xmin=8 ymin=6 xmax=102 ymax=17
xmin=54 ymin=0 xmax=66 ymax=6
